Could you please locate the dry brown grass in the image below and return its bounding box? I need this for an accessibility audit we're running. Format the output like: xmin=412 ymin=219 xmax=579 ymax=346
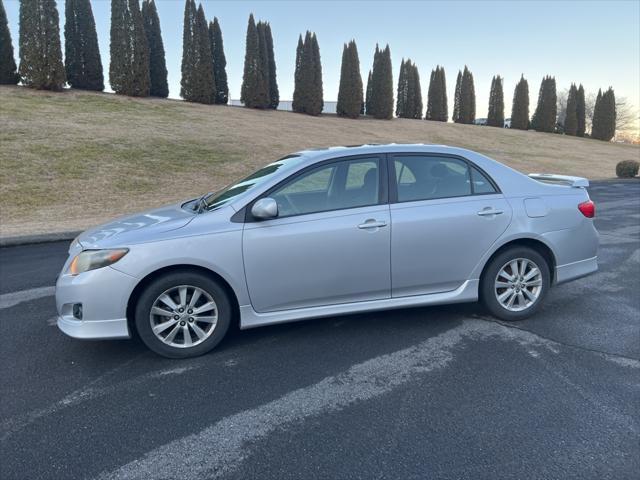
xmin=1 ymin=85 xmax=638 ymax=237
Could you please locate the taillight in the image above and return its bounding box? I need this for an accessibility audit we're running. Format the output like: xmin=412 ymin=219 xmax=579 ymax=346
xmin=578 ymin=200 xmax=595 ymax=218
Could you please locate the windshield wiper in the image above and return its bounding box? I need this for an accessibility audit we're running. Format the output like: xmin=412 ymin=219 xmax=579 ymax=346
xmin=192 ymin=192 xmax=212 ymax=213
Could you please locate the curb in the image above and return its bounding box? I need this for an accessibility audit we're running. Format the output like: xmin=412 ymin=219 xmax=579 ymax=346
xmin=0 ymin=231 xmax=81 ymax=248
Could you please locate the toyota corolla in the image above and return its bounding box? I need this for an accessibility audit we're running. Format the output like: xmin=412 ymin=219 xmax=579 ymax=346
xmin=56 ymin=144 xmax=598 ymax=358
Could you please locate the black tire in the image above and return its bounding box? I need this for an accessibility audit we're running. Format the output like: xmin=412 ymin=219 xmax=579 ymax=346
xmin=480 ymin=247 xmax=551 ymax=322
xmin=134 ymin=271 xmax=231 ymax=359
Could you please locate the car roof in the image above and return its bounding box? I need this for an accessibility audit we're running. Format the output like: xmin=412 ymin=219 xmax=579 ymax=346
xmin=292 ymin=143 xmax=480 ymax=163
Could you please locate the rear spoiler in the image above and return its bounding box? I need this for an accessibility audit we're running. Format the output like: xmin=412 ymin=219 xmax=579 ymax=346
xmin=528 ymin=173 xmax=589 ymax=188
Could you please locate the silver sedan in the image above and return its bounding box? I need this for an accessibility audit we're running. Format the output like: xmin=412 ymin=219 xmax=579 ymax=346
xmin=56 ymin=144 xmax=599 ymax=358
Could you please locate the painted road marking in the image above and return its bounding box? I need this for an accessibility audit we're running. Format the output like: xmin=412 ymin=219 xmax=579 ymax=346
xmin=0 ymin=286 xmax=55 ymax=309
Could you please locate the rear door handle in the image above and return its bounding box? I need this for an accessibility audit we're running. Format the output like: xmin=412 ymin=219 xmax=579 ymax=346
xmin=358 ymin=219 xmax=388 ymax=229
xmin=477 ymin=208 xmax=504 ymax=216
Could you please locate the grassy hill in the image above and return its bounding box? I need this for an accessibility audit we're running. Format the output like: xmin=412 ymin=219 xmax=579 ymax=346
xmin=1 ymin=85 xmax=638 ymax=237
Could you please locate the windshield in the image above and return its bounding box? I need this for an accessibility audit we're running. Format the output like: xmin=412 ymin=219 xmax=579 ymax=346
xmin=201 ymin=154 xmax=304 ymax=211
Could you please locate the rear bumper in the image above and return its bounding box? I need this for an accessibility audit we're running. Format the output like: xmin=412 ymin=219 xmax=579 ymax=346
xmin=55 ymin=266 xmax=136 ymax=340
xmin=555 ymin=256 xmax=598 ymax=284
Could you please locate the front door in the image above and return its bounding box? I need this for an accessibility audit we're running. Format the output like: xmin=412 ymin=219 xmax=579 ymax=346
xmin=243 ymin=155 xmax=391 ymax=313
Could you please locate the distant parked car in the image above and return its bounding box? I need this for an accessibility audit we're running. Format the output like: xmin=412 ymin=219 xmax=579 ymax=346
xmin=504 ymin=118 xmax=511 ymax=128
xmin=473 ymin=118 xmax=488 ymax=126
xmin=56 ymin=145 xmax=599 ymax=358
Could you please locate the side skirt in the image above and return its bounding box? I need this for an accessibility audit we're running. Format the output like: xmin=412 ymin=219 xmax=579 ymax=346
xmin=239 ymin=280 xmax=479 ymax=329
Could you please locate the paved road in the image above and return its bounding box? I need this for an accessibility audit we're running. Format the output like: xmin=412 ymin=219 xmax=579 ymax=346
xmin=1 ymin=181 xmax=638 ymax=480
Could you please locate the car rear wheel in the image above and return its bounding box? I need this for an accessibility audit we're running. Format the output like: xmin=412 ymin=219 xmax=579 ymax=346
xmin=135 ymin=271 xmax=231 ymax=358
xmin=481 ymin=247 xmax=550 ymax=321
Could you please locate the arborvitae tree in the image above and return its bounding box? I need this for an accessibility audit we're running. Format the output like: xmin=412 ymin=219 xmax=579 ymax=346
xmin=292 ymin=34 xmax=304 ymax=113
xmin=564 ymin=83 xmax=578 ymax=136
xmin=510 ymin=74 xmax=529 ymax=130
xmin=264 ymin=23 xmax=278 ymax=109
xmin=591 ymin=89 xmax=603 ymax=139
xmin=65 ymin=0 xmax=103 ymax=91
xmin=336 ymin=40 xmax=363 ymax=119
xmin=456 ymin=66 xmax=475 ymax=124
xmin=292 ymin=31 xmax=322 ymax=115
xmin=256 ymin=21 xmax=271 ymax=106
xmin=396 ymin=58 xmax=407 ymax=118
xmin=409 ymin=63 xmax=423 ymax=119
xmin=452 ymin=70 xmax=462 ymax=123
xmin=365 ymin=69 xmax=372 ymax=115
xmin=209 ymin=17 xmax=228 ymax=104
xmin=308 ymin=32 xmax=323 ymax=115
xmin=366 ymin=45 xmax=380 ymax=116
xmin=426 ymin=66 xmax=448 ymax=122
xmin=370 ymin=44 xmax=393 ymax=119
xmin=0 ymin=0 xmax=18 ymax=84
xmin=142 ymin=0 xmax=168 ymax=97
xmin=110 ymin=0 xmax=150 ymax=96
xmin=397 ymin=59 xmax=422 ymax=119
xmin=531 ymin=76 xmax=557 ymax=133
xmin=487 ymin=75 xmax=504 ymax=127
xmin=576 ymin=84 xmax=586 ymax=137
xmin=240 ymin=14 xmax=268 ymax=108
xmin=19 ymin=0 xmax=66 ymax=90
xmin=592 ymin=87 xmax=616 ymax=141
xmin=180 ymin=1 xmax=213 ymax=103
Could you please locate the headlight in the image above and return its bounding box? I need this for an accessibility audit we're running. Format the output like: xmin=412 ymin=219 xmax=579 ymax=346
xmin=68 ymin=249 xmax=129 ymax=275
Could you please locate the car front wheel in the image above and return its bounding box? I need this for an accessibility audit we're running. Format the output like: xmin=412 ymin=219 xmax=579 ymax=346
xmin=481 ymin=247 xmax=551 ymax=321
xmin=135 ymin=271 xmax=231 ymax=358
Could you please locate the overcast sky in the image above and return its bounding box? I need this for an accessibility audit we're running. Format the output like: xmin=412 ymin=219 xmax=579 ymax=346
xmin=4 ymin=0 xmax=639 ymax=125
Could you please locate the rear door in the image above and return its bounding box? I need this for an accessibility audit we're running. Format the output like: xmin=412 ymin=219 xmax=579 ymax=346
xmin=389 ymin=154 xmax=512 ymax=297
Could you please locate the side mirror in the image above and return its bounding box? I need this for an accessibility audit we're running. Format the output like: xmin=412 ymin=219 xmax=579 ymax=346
xmin=251 ymin=197 xmax=278 ymax=220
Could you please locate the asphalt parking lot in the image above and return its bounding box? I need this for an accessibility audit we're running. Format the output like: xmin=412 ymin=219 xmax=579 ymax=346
xmin=0 ymin=180 xmax=638 ymax=480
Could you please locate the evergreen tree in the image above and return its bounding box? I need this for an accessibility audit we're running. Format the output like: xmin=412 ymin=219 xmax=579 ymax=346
xmin=142 ymin=0 xmax=168 ymax=97
xmin=209 ymin=17 xmax=228 ymax=104
xmin=180 ymin=1 xmax=213 ymax=103
xmin=564 ymin=83 xmax=578 ymax=136
xmin=365 ymin=69 xmax=372 ymax=115
xmin=531 ymin=76 xmax=557 ymax=132
xmin=487 ymin=75 xmax=504 ymax=127
xmin=510 ymin=74 xmax=529 ymax=130
xmin=426 ymin=66 xmax=447 ymax=121
xmin=0 ymin=0 xmax=18 ymax=84
xmin=179 ymin=0 xmax=196 ymax=99
xmin=370 ymin=44 xmax=393 ymax=119
xmin=438 ymin=66 xmax=448 ymax=122
xmin=592 ymin=87 xmax=616 ymax=141
xmin=292 ymin=34 xmax=304 ymax=113
xmin=308 ymin=32 xmax=323 ymax=115
xmin=337 ymin=40 xmax=363 ymax=119
xmin=457 ymin=66 xmax=475 ymax=124
xmin=591 ymin=89 xmax=603 ymax=139
xmin=264 ymin=22 xmax=278 ymax=109
xmin=292 ymin=31 xmax=322 ymax=115
xmin=452 ymin=70 xmax=462 ymax=123
xmin=240 ymin=14 xmax=268 ymax=108
xmin=396 ymin=58 xmax=407 ymax=118
xmin=576 ymin=84 xmax=586 ymax=137
xmin=65 ymin=0 xmax=103 ymax=91
xmin=110 ymin=0 xmax=149 ymax=97
xmin=256 ymin=21 xmax=271 ymax=106
xmin=409 ymin=63 xmax=423 ymax=119
xmin=366 ymin=45 xmax=380 ymax=116
xmin=19 ymin=0 xmax=66 ymax=90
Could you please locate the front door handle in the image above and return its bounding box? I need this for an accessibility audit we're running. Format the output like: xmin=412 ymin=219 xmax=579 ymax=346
xmin=358 ymin=219 xmax=388 ymax=229
xmin=477 ymin=208 xmax=504 ymax=216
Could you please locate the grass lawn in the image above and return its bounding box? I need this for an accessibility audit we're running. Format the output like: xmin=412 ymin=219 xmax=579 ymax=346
xmin=1 ymin=85 xmax=638 ymax=237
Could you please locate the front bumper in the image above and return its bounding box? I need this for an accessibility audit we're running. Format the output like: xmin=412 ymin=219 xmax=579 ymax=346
xmin=56 ymin=266 xmax=138 ymax=340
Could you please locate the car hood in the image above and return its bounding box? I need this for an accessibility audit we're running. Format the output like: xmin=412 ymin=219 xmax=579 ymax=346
xmin=77 ymin=202 xmax=196 ymax=248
